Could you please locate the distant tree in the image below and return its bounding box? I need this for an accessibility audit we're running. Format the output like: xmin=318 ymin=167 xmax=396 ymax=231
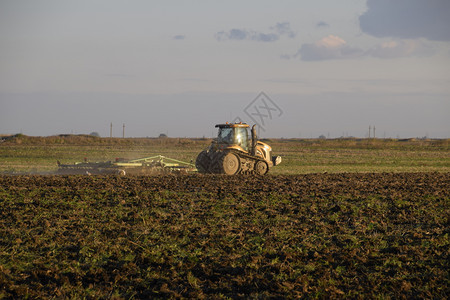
xmin=318 ymin=135 xmax=326 ymax=139
xmin=90 ymin=132 xmax=100 ymax=137
xmin=159 ymin=133 xmax=168 ymax=138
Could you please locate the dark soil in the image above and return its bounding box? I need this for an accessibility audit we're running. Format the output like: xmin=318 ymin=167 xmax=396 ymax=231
xmin=0 ymin=173 xmax=448 ymax=298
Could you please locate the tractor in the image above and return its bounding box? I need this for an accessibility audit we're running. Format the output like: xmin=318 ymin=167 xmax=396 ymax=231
xmin=196 ymin=122 xmax=281 ymax=175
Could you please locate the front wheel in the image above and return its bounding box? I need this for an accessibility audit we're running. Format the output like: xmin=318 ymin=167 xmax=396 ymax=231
xmin=116 ymin=169 xmax=126 ymax=176
xmin=255 ymin=160 xmax=269 ymax=175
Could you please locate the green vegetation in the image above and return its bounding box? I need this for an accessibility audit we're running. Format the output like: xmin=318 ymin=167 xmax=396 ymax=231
xmin=0 ymin=135 xmax=210 ymax=173
xmin=273 ymin=138 xmax=449 ymax=174
xmin=0 ymin=135 xmax=448 ymax=173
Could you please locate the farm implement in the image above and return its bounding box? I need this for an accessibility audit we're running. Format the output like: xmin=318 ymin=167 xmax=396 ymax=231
xmin=57 ymin=155 xmax=196 ymax=175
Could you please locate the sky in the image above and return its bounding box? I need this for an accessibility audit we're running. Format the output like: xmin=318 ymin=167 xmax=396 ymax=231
xmin=0 ymin=0 xmax=449 ymax=138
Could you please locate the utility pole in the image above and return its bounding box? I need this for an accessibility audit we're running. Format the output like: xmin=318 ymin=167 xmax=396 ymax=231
xmin=369 ymin=125 xmax=371 ymax=138
xmin=123 ymin=123 xmax=125 ymax=138
xmin=110 ymin=122 xmax=113 ymax=138
xmin=373 ymin=126 xmax=376 ymax=139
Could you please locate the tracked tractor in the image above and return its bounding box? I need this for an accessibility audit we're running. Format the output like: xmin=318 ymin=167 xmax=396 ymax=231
xmin=196 ymin=122 xmax=281 ymax=175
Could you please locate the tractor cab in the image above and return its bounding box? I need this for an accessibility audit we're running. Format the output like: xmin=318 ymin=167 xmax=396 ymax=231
xmin=215 ymin=123 xmax=249 ymax=152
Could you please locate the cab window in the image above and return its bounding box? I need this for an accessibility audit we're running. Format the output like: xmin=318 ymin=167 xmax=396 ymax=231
xmin=235 ymin=127 xmax=248 ymax=151
xmin=218 ymin=128 xmax=233 ymax=144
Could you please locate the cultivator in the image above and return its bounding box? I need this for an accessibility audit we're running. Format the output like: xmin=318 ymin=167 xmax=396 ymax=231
xmin=57 ymin=155 xmax=196 ymax=175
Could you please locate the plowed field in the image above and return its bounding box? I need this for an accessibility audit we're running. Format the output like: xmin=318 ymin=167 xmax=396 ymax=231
xmin=1 ymin=173 xmax=449 ymax=298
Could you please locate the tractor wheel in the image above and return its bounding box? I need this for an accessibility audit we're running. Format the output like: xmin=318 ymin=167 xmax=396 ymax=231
xmin=221 ymin=152 xmax=240 ymax=175
xmin=116 ymin=169 xmax=126 ymax=176
xmin=195 ymin=150 xmax=211 ymax=173
xmin=255 ymin=160 xmax=269 ymax=175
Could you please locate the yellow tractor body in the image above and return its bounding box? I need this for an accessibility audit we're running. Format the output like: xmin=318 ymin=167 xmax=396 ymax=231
xmin=196 ymin=122 xmax=281 ymax=175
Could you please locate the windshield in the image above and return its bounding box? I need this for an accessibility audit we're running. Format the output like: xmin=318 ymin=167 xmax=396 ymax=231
xmin=217 ymin=127 xmax=249 ymax=151
xmin=218 ymin=128 xmax=233 ymax=144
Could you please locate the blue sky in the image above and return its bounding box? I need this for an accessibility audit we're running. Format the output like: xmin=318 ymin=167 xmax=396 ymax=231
xmin=1 ymin=0 xmax=449 ymax=138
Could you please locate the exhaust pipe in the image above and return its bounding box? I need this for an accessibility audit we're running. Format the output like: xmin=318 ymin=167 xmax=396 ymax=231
xmin=251 ymin=124 xmax=257 ymax=156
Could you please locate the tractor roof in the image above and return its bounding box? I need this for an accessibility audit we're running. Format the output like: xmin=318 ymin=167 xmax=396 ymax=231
xmin=215 ymin=122 xmax=250 ymax=128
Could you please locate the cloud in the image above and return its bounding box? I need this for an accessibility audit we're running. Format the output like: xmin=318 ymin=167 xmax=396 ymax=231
xmin=271 ymin=22 xmax=296 ymax=38
xmin=173 ymin=35 xmax=185 ymax=40
xmin=254 ymin=32 xmax=279 ymax=42
xmin=368 ymin=40 xmax=435 ymax=58
xmin=215 ymin=29 xmax=278 ymax=42
xmin=216 ymin=29 xmax=249 ymax=41
xmin=285 ymin=35 xmax=364 ymax=61
xmin=360 ymin=0 xmax=450 ymax=41
xmin=316 ymin=21 xmax=330 ymax=28
xmin=215 ymin=22 xmax=295 ymax=42
xmin=283 ymin=35 xmax=435 ymax=61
